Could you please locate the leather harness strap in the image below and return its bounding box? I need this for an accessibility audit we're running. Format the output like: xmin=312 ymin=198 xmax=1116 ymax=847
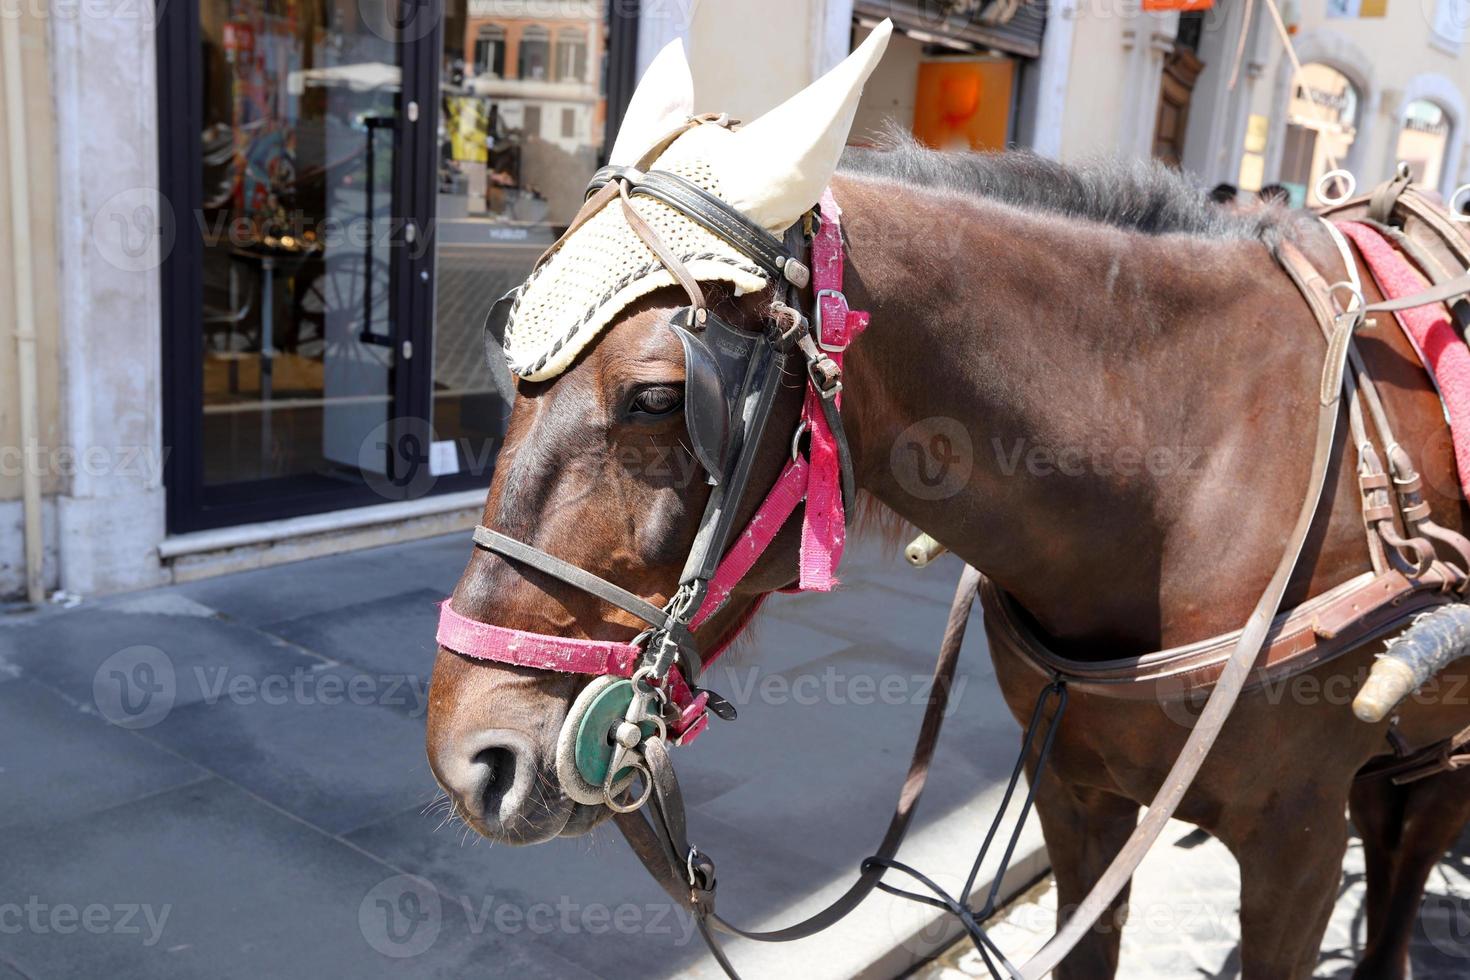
xmin=616 ymin=567 xmax=983 ymax=951
xmin=615 ymin=178 xmax=708 ymax=312
xmin=984 ymin=567 xmax=1459 ymax=701
xmin=1357 ymin=721 xmax=1470 ymax=784
xmin=1361 ymin=268 xmax=1470 ymax=313
xmin=471 ymin=526 xmax=681 ymax=635
xmin=1011 ymin=241 xmax=1365 ymax=979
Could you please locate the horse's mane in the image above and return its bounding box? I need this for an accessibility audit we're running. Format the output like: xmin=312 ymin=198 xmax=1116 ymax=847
xmin=838 ymin=131 xmax=1293 ymax=244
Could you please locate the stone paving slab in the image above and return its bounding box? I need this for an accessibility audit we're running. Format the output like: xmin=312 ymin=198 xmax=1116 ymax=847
xmin=0 ymin=778 xmax=595 ymax=980
xmin=0 ymin=532 xmax=1046 ymax=979
xmin=0 ymin=609 xmax=321 ymax=726
xmin=257 ymin=587 xmax=445 ymax=680
xmin=139 ymin=662 xmax=441 ymax=836
xmin=915 ymin=819 xmax=1470 ymax=979
xmin=0 ymin=676 xmax=207 ymax=836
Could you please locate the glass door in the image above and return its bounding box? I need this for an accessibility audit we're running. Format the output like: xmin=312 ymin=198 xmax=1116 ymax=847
xmin=199 ymin=0 xmax=405 ymax=509
xmin=160 ymin=0 xmax=638 ymax=531
xmin=163 ymin=0 xmax=432 ymax=531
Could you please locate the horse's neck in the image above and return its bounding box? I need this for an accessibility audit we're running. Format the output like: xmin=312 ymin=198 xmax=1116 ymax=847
xmin=835 ymin=175 xmax=1339 ymax=655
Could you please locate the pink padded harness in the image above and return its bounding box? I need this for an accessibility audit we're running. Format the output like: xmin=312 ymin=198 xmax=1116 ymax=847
xmin=1336 ymin=220 xmax=1470 ymax=495
xmin=437 ymin=189 xmax=867 ymax=745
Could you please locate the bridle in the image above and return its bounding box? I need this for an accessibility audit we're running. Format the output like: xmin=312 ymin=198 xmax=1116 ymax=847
xmin=437 ymin=115 xmax=866 ymax=812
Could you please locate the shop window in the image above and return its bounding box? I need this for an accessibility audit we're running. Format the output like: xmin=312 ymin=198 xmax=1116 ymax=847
xmin=1396 ymin=99 xmax=1452 ymax=190
xmin=555 ymin=29 xmax=589 ymax=83
xmin=474 ymin=26 xmax=506 ymax=79
xmin=160 ymin=0 xmax=623 ymax=530
xmin=518 ymin=26 xmax=550 ymax=81
xmin=429 ymin=1 xmax=611 ymax=504
xmin=1282 ymin=63 xmax=1359 ymax=205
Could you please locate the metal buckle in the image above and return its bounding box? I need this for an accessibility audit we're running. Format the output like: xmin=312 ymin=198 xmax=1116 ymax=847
xmin=781 ymin=257 xmax=811 ymax=289
xmin=813 ymin=288 xmax=849 ymax=353
xmin=686 ymin=846 xmax=704 ymax=887
xmin=600 ymin=667 xmax=668 ymax=813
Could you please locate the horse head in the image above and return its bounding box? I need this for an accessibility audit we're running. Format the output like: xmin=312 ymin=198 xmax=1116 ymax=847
xmin=426 ymin=23 xmax=892 ymax=844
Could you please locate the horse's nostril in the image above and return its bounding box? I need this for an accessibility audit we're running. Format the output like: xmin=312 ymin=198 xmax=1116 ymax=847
xmin=439 ymin=729 xmax=539 ymax=828
xmin=474 ymin=744 xmax=519 ymax=814
xmin=429 ymin=727 xmax=576 ymax=844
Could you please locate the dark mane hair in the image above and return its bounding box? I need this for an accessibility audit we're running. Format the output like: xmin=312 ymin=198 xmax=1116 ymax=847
xmin=838 ymin=132 xmax=1290 ymax=243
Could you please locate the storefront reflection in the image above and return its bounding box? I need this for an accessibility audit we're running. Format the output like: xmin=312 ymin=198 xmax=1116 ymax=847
xmin=429 ymin=0 xmax=608 ymax=462
xmin=198 ymin=0 xmax=401 ymax=491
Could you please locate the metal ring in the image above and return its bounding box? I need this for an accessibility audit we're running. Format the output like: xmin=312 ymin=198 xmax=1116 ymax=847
xmin=790 ymin=420 xmax=809 ymax=462
xmin=630 ymin=664 xmax=660 ymax=693
xmin=1451 ymin=184 xmax=1470 ymax=223
xmin=1317 ymin=169 xmax=1356 ymax=207
xmin=1396 ymin=160 xmax=1414 ymax=181
xmin=603 ymin=763 xmax=653 ymax=813
xmin=556 ymin=676 xmax=632 ymax=806
xmin=1328 ymin=280 xmax=1364 ymax=317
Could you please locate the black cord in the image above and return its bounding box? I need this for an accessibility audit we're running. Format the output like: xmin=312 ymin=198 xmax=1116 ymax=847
xmin=861 ymin=681 xmax=1068 ymax=980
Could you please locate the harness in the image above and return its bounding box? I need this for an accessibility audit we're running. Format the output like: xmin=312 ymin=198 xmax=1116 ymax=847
xmin=984 ymin=185 xmax=1470 ymax=799
xmin=438 ymin=153 xmax=1470 ymax=979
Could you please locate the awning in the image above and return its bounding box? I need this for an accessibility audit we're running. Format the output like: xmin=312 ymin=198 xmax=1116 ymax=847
xmin=853 ymin=0 xmax=1045 ymax=60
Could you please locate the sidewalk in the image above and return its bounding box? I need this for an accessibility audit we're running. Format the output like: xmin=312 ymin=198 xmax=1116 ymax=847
xmin=916 ymin=821 xmax=1470 ymax=979
xmin=0 ymin=532 xmax=1042 ymax=980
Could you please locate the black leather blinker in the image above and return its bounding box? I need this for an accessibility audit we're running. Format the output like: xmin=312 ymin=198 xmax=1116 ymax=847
xmin=481 ymin=286 xmax=520 ymax=400
xmin=669 ymin=309 xmax=758 ymax=483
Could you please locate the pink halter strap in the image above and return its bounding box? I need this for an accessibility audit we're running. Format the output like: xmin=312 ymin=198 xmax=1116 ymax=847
xmin=436 ymin=188 xmax=867 ymax=746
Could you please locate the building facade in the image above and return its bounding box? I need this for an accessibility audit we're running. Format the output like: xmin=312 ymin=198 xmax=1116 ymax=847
xmin=1046 ymin=0 xmax=1470 ymax=206
xmin=2 ymin=0 xmax=1465 ymax=598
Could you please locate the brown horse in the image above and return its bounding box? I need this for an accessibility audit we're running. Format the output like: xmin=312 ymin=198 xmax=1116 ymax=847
xmin=425 ymin=45 xmax=1470 ymax=980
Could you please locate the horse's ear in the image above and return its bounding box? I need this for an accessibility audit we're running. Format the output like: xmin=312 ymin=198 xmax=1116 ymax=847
xmin=719 ymin=19 xmax=892 ymax=232
xmin=607 ymin=39 xmax=695 ymax=166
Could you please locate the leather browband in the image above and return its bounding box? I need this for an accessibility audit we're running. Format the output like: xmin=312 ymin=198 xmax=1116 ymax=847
xmin=587 ymin=166 xmax=806 ymax=285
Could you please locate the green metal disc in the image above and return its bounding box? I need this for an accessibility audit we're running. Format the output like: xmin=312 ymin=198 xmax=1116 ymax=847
xmin=573 ymin=679 xmax=641 ymax=787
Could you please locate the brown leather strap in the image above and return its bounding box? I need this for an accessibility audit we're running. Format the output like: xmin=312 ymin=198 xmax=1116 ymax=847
xmin=617 ymin=180 xmax=706 ymax=312
xmin=1368 ymin=168 xmax=1412 ymax=226
xmin=1400 ymin=187 xmax=1470 ymax=265
xmin=632 ymin=113 xmax=732 ymax=172
xmin=1361 ymin=267 xmax=1470 ymax=313
xmin=526 ymin=114 xmax=725 ymax=275
xmin=1357 ymin=722 xmax=1470 ymax=785
xmin=985 ymin=566 xmax=1457 ymax=701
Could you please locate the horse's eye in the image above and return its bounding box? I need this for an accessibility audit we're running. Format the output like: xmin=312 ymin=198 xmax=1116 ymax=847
xmin=628 ymin=385 xmax=683 ymax=418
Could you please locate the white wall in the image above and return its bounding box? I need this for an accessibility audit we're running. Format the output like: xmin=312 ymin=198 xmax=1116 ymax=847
xmin=684 ymin=0 xmax=825 ymax=120
xmin=49 ymin=5 xmax=168 ymax=594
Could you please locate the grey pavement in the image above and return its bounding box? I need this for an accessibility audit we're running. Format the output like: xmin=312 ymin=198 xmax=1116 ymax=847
xmin=0 ymin=531 xmax=1042 ymax=979
xmin=916 ymin=818 xmax=1470 ymax=980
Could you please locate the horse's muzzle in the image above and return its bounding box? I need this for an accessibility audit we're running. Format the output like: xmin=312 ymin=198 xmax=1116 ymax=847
xmin=430 ymin=726 xmax=573 ymax=845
